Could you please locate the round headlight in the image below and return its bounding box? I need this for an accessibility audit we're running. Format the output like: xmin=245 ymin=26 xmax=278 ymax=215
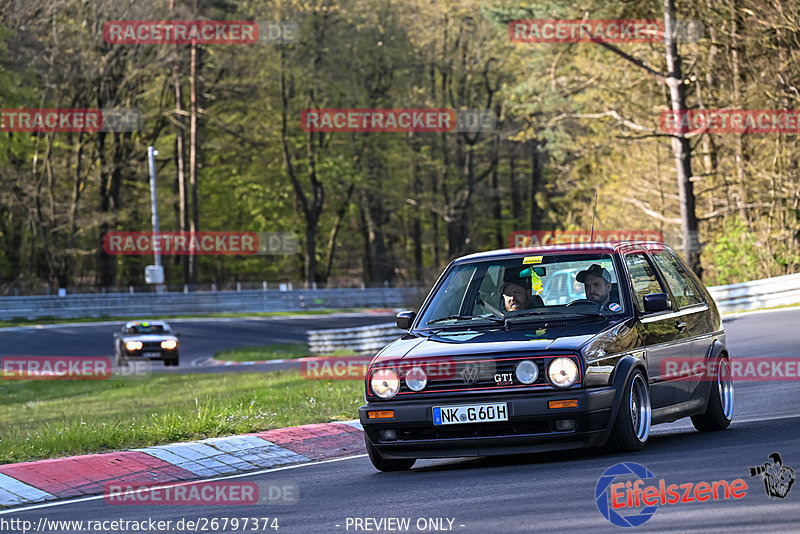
xmin=371 ymin=368 xmax=400 ymax=399
xmin=161 ymin=339 xmax=178 ymax=350
xmin=515 ymin=360 xmax=539 ymax=385
xmin=547 ymin=357 xmax=579 ymax=388
xmin=125 ymin=341 xmax=142 ymax=351
xmin=404 ymin=367 xmax=428 ymax=391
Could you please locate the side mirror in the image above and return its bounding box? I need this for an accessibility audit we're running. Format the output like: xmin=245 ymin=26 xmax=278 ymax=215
xmin=396 ymin=310 xmax=416 ymax=330
xmin=643 ymin=293 xmax=671 ymax=313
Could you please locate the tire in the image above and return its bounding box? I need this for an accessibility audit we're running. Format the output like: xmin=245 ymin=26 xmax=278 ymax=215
xmin=609 ymin=370 xmax=651 ymax=452
xmin=365 ymin=435 xmax=415 ymax=472
xmin=115 ymin=347 xmax=129 ymax=367
xmin=691 ymin=357 xmax=733 ymax=431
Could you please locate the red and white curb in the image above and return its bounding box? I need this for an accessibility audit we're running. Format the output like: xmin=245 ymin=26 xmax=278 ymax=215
xmin=0 ymin=420 xmax=364 ymax=509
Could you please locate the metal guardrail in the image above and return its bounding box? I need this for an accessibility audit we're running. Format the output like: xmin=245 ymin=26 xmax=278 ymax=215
xmin=307 ymin=323 xmax=399 ymax=355
xmin=307 ymin=274 xmax=800 ymax=354
xmin=0 ymin=288 xmax=426 ymax=320
xmin=1 ymin=272 xmax=796 ymax=323
xmin=707 ymin=272 xmax=800 ymax=313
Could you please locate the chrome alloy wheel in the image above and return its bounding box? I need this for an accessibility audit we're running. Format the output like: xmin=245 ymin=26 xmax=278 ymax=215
xmin=717 ymin=358 xmax=734 ymax=420
xmin=630 ymin=373 xmax=652 ymax=442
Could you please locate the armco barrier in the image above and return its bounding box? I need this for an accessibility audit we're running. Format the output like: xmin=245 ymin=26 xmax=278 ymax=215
xmin=0 ymin=273 xmax=795 ymax=322
xmin=306 ymin=274 xmax=800 ymax=355
xmin=706 ymin=272 xmax=800 ymax=313
xmin=308 ymin=323 xmax=399 ymax=355
xmin=0 ymin=287 xmax=426 ymax=321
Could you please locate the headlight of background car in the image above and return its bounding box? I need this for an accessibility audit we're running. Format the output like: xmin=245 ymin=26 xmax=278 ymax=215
xmin=161 ymin=339 xmax=178 ymax=350
xmin=547 ymin=357 xmax=579 ymax=388
xmin=515 ymin=360 xmax=539 ymax=384
xmin=125 ymin=340 xmax=143 ymax=351
xmin=404 ymin=366 xmax=427 ymax=391
xmin=370 ymin=368 xmax=400 ymax=399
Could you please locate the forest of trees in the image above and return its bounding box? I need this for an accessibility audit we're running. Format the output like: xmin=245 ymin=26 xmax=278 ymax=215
xmin=0 ymin=0 xmax=798 ymax=293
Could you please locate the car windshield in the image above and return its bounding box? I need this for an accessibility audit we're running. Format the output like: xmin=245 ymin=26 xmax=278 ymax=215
xmin=126 ymin=323 xmax=169 ymax=334
xmin=417 ymin=253 xmax=625 ymax=330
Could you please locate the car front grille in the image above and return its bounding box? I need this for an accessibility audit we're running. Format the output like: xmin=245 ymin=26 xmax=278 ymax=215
xmin=370 ymin=354 xmax=582 ymax=398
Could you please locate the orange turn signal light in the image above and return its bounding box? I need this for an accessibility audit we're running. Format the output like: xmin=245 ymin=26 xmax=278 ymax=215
xmin=548 ymin=399 xmax=578 ymax=409
xmin=367 ymin=410 xmax=395 ymax=419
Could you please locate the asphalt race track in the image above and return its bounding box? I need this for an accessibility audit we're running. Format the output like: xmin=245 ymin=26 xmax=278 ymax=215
xmin=0 ymin=313 xmax=395 ymax=374
xmin=1 ymin=308 xmax=799 ymax=533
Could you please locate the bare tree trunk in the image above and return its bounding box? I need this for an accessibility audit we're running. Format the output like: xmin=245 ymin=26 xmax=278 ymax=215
xmin=171 ymin=0 xmax=189 ymax=284
xmin=490 ymin=136 xmax=503 ymax=249
xmin=188 ymin=0 xmax=200 ymax=284
xmin=729 ymin=2 xmax=749 ymax=226
xmin=529 ymin=141 xmax=542 ymax=231
xmin=664 ymin=0 xmax=702 ymax=276
xmin=509 ymin=149 xmax=521 ymax=220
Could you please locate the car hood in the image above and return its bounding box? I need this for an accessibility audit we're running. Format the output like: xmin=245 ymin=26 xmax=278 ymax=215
xmin=373 ymin=320 xmax=629 ymax=363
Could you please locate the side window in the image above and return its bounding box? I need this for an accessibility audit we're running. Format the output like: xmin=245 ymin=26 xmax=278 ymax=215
xmin=473 ymin=265 xmax=503 ymax=314
xmin=651 ymin=251 xmax=703 ymax=308
xmin=624 ymin=253 xmax=665 ymax=312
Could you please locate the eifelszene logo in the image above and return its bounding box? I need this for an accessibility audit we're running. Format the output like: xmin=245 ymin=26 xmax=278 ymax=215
xmin=749 ymin=453 xmax=795 ymax=499
xmin=595 ymin=462 xmax=748 ymax=527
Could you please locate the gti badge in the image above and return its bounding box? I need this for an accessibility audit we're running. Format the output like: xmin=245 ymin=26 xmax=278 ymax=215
xmin=461 ymin=364 xmax=479 ymax=384
xmin=494 ymin=372 xmax=514 ymax=386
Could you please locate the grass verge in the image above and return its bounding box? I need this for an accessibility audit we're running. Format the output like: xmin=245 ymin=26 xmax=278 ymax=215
xmin=213 ymin=344 xmax=312 ymax=362
xmin=0 ymin=371 xmax=362 ymax=464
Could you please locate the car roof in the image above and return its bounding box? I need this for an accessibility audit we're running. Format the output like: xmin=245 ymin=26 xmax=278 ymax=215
xmin=453 ymin=241 xmax=670 ymax=263
xmin=124 ymin=320 xmax=170 ymax=328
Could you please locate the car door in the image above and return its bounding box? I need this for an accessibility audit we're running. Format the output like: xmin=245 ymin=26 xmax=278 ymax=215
xmin=648 ymin=248 xmax=710 ymax=401
xmin=623 ymin=250 xmax=691 ymax=411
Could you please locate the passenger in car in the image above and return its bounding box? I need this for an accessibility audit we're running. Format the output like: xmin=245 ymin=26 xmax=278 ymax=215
xmin=500 ymin=279 xmax=544 ymax=312
xmin=576 ymin=264 xmax=617 ymax=308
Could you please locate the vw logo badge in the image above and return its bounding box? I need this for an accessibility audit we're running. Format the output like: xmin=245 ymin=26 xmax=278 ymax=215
xmin=461 ymin=364 xmax=479 ymax=384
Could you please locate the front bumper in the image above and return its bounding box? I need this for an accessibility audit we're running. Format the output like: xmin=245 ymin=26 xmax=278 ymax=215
xmin=359 ymin=387 xmax=616 ymax=459
xmin=124 ymin=349 xmax=178 ymax=361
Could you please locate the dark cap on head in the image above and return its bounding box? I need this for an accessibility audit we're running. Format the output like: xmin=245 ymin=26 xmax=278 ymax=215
xmin=576 ymin=263 xmax=612 ymax=283
xmin=500 ymin=279 xmax=529 ymax=295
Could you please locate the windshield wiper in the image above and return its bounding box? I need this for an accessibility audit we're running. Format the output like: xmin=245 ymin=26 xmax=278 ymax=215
xmin=504 ymin=311 xmax=608 ymax=324
xmin=426 ymin=314 xmax=504 ymax=325
xmin=504 ymin=311 xmax=554 ymax=319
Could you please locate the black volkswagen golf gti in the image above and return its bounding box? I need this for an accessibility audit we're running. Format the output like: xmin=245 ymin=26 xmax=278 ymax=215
xmin=359 ymin=241 xmax=734 ymax=471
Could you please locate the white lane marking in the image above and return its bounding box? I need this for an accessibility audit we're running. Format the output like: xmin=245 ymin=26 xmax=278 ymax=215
xmin=0 ymin=454 xmax=367 ymax=515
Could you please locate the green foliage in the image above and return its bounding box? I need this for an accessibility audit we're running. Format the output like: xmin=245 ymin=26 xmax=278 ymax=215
xmin=707 ymin=218 xmax=762 ymax=285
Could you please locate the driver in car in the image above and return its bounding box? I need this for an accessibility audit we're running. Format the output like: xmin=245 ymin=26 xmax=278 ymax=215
xmin=500 ymin=279 xmax=544 ymax=312
xmin=576 ymin=264 xmax=619 ymax=310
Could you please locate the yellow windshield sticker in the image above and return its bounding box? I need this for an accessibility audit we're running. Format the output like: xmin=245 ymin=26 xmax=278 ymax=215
xmin=523 ymin=256 xmax=543 ymax=264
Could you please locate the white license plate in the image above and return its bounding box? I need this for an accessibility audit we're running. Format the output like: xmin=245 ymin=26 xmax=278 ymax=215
xmin=432 ymin=403 xmax=508 ymax=426
xmin=142 ymin=352 xmax=161 ymax=358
